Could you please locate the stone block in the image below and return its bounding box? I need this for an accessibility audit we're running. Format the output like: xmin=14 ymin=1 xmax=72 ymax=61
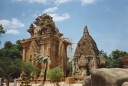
xmin=65 ymin=77 xmax=75 ymax=84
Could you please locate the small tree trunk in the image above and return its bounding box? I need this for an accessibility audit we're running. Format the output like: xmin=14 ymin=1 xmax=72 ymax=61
xmin=56 ymin=82 xmax=60 ymax=86
xmin=6 ymin=77 xmax=10 ymax=86
xmin=42 ymin=62 xmax=48 ymax=86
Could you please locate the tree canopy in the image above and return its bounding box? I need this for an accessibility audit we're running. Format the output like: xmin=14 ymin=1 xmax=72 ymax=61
xmin=0 ymin=40 xmax=37 ymax=86
xmin=0 ymin=41 xmax=22 ymax=59
xmin=102 ymin=49 xmax=127 ymax=68
xmin=0 ymin=58 xmax=22 ymax=86
xmin=0 ymin=57 xmax=37 ymax=86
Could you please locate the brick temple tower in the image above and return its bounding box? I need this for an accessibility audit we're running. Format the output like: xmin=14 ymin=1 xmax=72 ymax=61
xmin=21 ymin=14 xmax=71 ymax=79
xmin=72 ymin=26 xmax=100 ymax=79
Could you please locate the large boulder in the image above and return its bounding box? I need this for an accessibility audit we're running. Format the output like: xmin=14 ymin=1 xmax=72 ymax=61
xmin=91 ymin=68 xmax=128 ymax=86
xmin=122 ymin=82 xmax=128 ymax=86
xmin=82 ymin=76 xmax=91 ymax=86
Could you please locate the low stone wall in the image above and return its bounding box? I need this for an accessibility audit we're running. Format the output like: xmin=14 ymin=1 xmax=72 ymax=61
xmin=91 ymin=68 xmax=128 ymax=86
xmin=65 ymin=77 xmax=75 ymax=84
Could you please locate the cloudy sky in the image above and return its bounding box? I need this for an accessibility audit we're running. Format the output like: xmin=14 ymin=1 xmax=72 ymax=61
xmin=0 ymin=0 xmax=128 ymax=55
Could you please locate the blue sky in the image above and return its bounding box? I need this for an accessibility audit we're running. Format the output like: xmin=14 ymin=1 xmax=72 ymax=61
xmin=0 ymin=0 xmax=128 ymax=55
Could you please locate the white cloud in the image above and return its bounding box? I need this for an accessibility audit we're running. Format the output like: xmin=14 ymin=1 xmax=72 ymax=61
xmin=0 ymin=20 xmax=10 ymax=28
xmin=35 ymin=7 xmax=70 ymax=22
xmin=13 ymin=0 xmax=48 ymax=4
xmin=49 ymin=13 xmax=70 ymax=22
xmin=28 ymin=0 xmax=47 ymax=4
xmin=0 ymin=18 xmax=24 ymax=29
xmin=6 ymin=29 xmax=20 ymax=35
xmin=0 ymin=18 xmax=24 ymax=35
xmin=81 ymin=0 xmax=95 ymax=6
xmin=55 ymin=0 xmax=71 ymax=5
xmin=34 ymin=13 xmax=70 ymax=22
xmin=13 ymin=0 xmax=72 ymax=5
xmin=43 ymin=7 xmax=58 ymax=13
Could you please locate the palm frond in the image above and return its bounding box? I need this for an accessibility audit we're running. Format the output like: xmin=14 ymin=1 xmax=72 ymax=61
xmin=34 ymin=54 xmax=51 ymax=64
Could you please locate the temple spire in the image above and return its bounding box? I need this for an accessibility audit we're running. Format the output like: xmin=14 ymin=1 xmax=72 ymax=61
xmin=72 ymin=25 xmax=99 ymax=79
xmin=84 ymin=25 xmax=89 ymax=34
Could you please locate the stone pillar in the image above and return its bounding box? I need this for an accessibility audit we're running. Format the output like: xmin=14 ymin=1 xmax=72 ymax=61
xmin=39 ymin=42 xmax=44 ymax=55
xmin=94 ymin=57 xmax=98 ymax=69
xmin=22 ymin=48 xmax=26 ymax=61
xmin=0 ymin=78 xmax=2 ymax=86
xmin=14 ymin=78 xmax=17 ymax=86
xmin=42 ymin=45 xmax=44 ymax=55
xmin=47 ymin=43 xmax=50 ymax=56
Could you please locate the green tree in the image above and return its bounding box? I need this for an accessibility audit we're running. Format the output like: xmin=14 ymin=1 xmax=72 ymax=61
xmin=111 ymin=50 xmax=126 ymax=59
xmin=0 ymin=40 xmax=24 ymax=86
xmin=66 ymin=61 xmax=72 ymax=77
xmin=4 ymin=41 xmax=13 ymax=49
xmin=0 ymin=24 xmax=6 ymax=36
xmin=99 ymin=50 xmax=108 ymax=58
xmin=0 ymin=58 xmax=22 ymax=86
xmin=16 ymin=40 xmax=23 ymax=51
xmin=0 ymin=24 xmax=6 ymax=45
xmin=47 ymin=66 xmax=63 ymax=86
xmin=0 ymin=58 xmax=37 ymax=86
xmin=105 ymin=56 xmax=114 ymax=68
xmin=0 ymin=41 xmax=22 ymax=59
xmin=21 ymin=61 xmax=37 ymax=81
xmin=34 ymin=54 xmax=51 ymax=85
xmin=106 ymin=50 xmax=126 ymax=68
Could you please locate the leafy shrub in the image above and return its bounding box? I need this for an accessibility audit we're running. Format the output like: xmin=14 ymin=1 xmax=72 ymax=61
xmin=47 ymin=66 xmax=63 ymax=83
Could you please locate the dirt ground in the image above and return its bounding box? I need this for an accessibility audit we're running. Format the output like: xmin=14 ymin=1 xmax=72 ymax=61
xmin=2 ymin=82 xmax=82 ymax=86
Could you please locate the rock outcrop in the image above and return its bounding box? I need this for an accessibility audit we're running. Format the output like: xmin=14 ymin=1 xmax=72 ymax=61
xmin=91 ymin=68 xmax=128 ymax=86
xmin=82 ymin=76 xmax=91 ymax=86
xmin=122 ymin=82 xmax=128 ymax=86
